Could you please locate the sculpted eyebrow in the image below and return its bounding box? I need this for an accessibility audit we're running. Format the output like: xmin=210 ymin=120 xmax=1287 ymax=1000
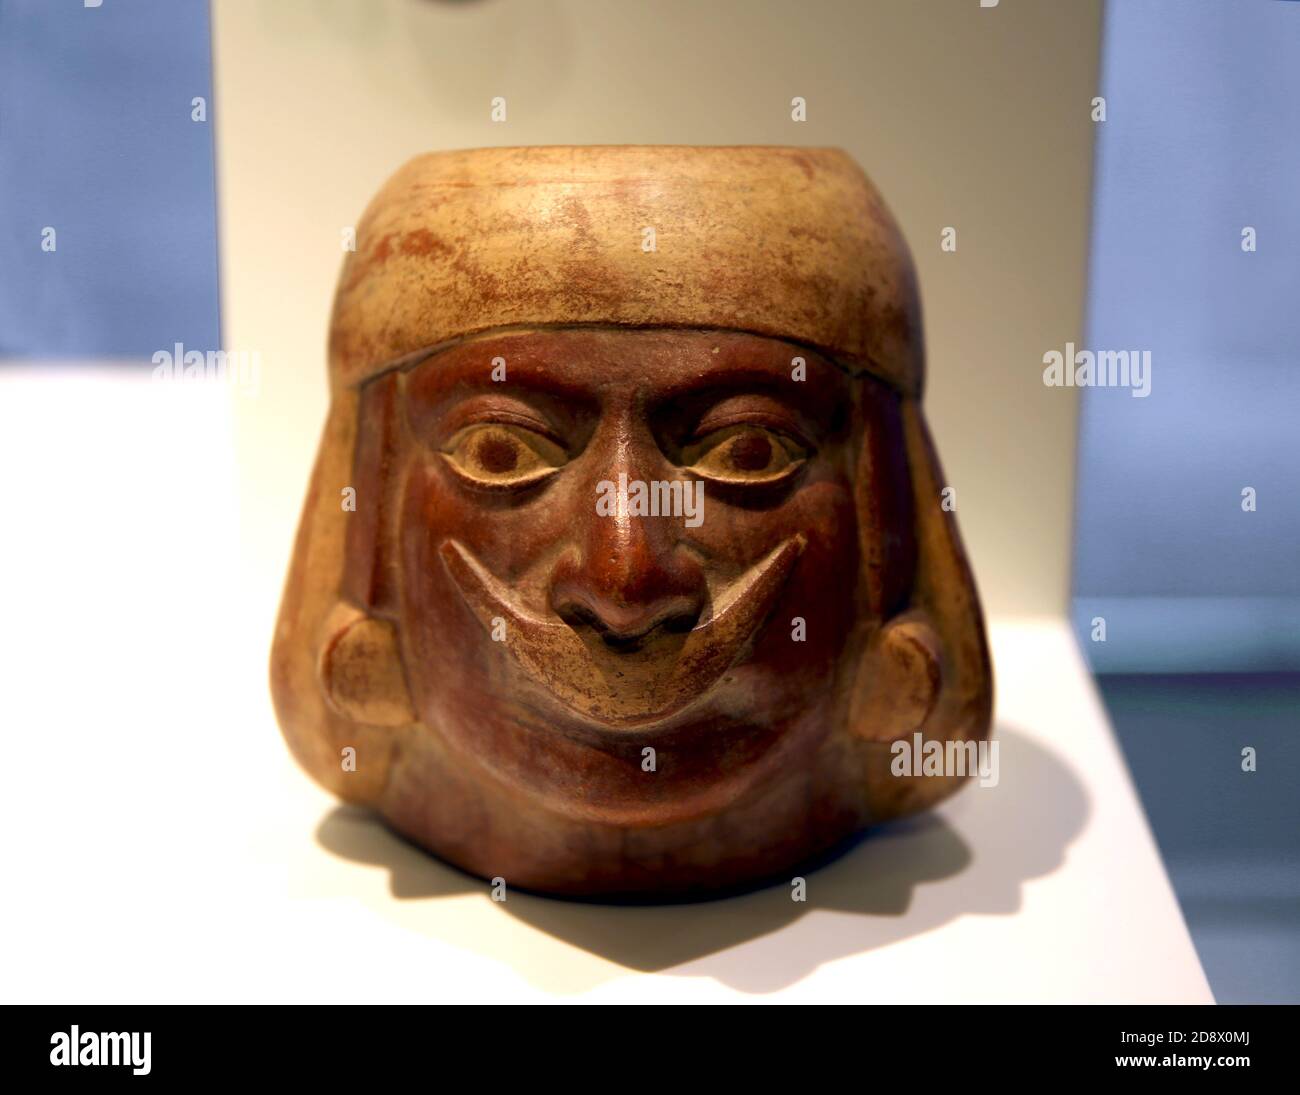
xmin=438 ymin=396 xmax=564 ymax=440
xmin=659 ymin=367 xmax=844 ymax=423
xmin=403 ymin=348 xmax=599 ymax=403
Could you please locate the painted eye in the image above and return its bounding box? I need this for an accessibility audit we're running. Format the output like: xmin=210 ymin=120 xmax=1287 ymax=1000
xmin=685 ymin=426 xmax=806 ymax=485
xmin=442 ymin=424 xmax=566 ymax=489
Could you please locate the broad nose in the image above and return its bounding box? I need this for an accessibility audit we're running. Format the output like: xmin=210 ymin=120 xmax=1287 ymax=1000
xmin=549 ymin=437 xmax=705 ymax=646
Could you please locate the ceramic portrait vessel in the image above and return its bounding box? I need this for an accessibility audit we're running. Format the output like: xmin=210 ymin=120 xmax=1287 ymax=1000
xmin=271 ymin=146 xmax=993 ymax=898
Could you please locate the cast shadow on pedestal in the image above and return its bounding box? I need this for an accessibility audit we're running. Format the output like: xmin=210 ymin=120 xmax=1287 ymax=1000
xmin=314 ymin=725 xmax=1087 ymax=993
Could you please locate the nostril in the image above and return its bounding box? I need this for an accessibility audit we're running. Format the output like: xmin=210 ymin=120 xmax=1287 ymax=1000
xmin=555 ymin=600 xmax=602 ymax=633
xmin=658 ymin=609 xmax=698 ymax=635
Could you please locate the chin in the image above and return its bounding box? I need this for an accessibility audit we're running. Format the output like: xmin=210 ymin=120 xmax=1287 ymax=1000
xmin=418 ymin=656 xmax=835 ymax=830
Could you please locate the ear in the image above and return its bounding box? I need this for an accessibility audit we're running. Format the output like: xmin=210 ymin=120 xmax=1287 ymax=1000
xmin=318 ymin=603 xmax=415 ymax=727
xmin=849 ymin=613 xmax=942 ymax=742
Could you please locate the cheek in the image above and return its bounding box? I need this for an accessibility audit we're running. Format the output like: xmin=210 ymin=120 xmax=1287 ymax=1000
xmin=394 ymin=457 xmax=573 ymax=699
xmin=398 ymin=456 xmax=561 ymax=583
xmin=780 ymin=480 xmax=861 ymax=662
xmin=690 ymin=471 xmax=860 ymax=581
xmin=694 ymin=475 xmax=862 ymax=672
xmin=394 ymin=460 xmax=497 ymax=706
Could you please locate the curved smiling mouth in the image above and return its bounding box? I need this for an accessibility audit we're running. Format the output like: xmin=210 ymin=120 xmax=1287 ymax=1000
xmin=439 ymin=536 xmax=804 ymax=728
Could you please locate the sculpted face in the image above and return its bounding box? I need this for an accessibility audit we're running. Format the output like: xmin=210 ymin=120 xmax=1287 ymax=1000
xmin=271 ymin=146 xmax=992 ymax=897
xmin=391 ymin=328 xmax=871 ymax=824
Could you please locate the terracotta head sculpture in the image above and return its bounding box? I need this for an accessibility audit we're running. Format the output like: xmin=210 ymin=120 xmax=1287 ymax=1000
xmin=271 ymin=146 xmax=992 ymax=898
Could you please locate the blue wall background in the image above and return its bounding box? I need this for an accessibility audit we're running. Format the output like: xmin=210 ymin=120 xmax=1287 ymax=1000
xmin=0 ymin=0 xmax=219 ymax=358
xmin=1073 ymin=0 xmax=1300 ymax=672
xmin=1079 ymin=0 xmax=1300 ymax=1004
